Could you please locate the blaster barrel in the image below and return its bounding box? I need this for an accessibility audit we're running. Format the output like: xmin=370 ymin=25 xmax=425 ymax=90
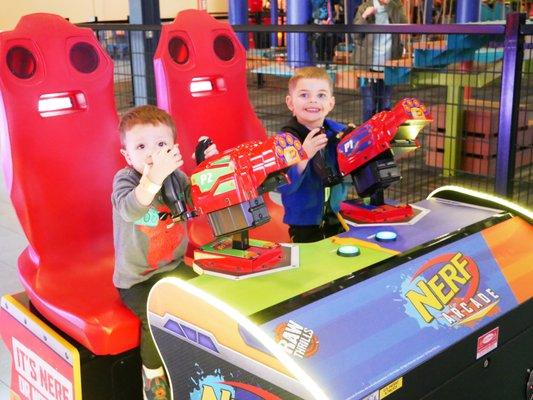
xmin=337 ymin=98 xmax=432 ymax=177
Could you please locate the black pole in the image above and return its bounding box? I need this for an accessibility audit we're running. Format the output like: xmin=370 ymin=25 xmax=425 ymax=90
xmin=495 ymin=12 xmax=525 ymax=197
xmin=128 ymin=0 xmax=161 ymax=105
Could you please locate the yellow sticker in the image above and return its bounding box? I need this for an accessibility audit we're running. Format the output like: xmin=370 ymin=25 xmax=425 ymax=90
xmin=284 ymin=146 xmax=300 ymax=163
xmin=410 ymin=107 xmax=424 ymax=119
xmin=379 ymin=377 xmax=403 ymax=399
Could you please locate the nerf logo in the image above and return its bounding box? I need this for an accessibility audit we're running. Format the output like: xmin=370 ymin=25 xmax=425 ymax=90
xmin=275 ymin=133 xmax=303 ymax=165
xmin=201 ymin=386 xmax=232 ymax=400
xmin=402 ymin=252 xmax=501 ymax=327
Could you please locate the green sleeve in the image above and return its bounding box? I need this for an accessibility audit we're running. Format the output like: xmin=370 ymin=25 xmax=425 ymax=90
xmin=353 ymin=1 xmax=374 ymax=25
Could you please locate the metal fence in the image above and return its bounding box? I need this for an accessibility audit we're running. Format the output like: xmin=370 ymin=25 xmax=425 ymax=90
xmin=83 ymin=14 xmax=532 ymax=208
xmin=517 ymin=22 xmax=533 ymax=207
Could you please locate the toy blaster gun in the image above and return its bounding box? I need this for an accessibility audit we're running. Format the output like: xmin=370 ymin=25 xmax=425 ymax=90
xmin=336 ymin=98 xmax=432 ymax=223
xmin=188 ymin=132 xmax=306 ymax=277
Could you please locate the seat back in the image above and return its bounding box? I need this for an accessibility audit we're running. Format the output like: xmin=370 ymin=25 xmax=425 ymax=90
xmin=153 ymin=10 xmax=289 ymax=245
xmin=154 ymin=9 xmax=266 ymax=175
xmin=0 ymin=13 xmax=122 ymax=261
xmin=0 ymin=14 xmax=139 ymax=355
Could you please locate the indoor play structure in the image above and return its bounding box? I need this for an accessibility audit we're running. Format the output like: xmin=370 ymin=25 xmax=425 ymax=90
xmin=246 ymin=0 xmax=532 ymax=180
xmin=0 ymin=9 xmax=531 ymax=400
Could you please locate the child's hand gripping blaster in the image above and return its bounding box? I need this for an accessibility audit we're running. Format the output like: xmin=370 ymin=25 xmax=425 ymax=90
xmin=336 ymin=98 xmax=432 ymax=222
xmin=161 ymin=137 xmax=213 ymax=223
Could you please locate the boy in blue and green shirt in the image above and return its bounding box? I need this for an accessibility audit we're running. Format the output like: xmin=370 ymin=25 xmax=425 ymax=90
xmin=278 ymin=67 xmax=348 ymax=243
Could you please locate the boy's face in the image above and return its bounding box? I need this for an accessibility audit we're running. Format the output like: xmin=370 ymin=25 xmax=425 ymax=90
xmin=286 ymin=78 xmax=335 ymax=129
xmin=120 ymin=123 xmax=175 ymax=174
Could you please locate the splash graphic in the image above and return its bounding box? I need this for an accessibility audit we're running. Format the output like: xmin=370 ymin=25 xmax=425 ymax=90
xmin=189 ymin=364 xmax=280 ymax=400
xmin=190 ymin=366 xmax=235 ymax=400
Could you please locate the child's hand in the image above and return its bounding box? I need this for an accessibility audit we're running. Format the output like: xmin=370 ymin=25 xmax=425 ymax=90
xmin=302 ymin=128 xmax=328 ymax=159
xmin=204 ymin=143 xmax=218 ymax=159
xmin=192 ymin=136 xmax=219 ymax=164
xmin=147 ymin=144 xmax=183 ymax=184
xmin=199 ymin=136 xmax=219 ymax=159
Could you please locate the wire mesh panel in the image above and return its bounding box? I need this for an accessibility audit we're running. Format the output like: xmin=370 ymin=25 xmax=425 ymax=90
xmin=83 ymin=19 xmax=531 ymax=207
xmin=242 ymin=24 xmax=519 ymax=205
xmin=514 ymin=32 xmax=533 ymax=207
xmin=391 ymin=31 xmax=506 ymax=204
xmin=95 ymin=29 xmax=134 ymax=111
xmin=93 ymin=24 xmax=160 ymax=112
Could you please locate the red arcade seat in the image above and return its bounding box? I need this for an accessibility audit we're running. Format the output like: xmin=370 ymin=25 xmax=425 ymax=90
xmin=153 ymin=10 xmax=290 ymax=246
xmin=0 ymin=14 xmax=139 ymax=355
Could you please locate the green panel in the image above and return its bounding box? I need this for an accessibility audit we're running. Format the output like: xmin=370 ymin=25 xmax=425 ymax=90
xmin=411 ymin=70 xmax=500 ymax=88
xmin=213 ymin=179 xmax=236 ymax=195
xmin=189 ymin=239 xmax=394 ymax=317
xmin=523 ymin=59 xmax=533 ymax=74
xmin=444 ymin=85 xmax=464 ymax=177
xmin=191 ymin=166 xmax=234 ymax=193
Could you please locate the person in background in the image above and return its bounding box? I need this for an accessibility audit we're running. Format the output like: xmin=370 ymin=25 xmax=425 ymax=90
xmin=353 ymin=0 xmax=407 ymax=122
xmin=311 ymin=0 xmax=339 ymax=68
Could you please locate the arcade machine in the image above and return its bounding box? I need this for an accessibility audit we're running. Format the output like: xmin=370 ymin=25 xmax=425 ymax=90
xmin=0 ymin=9 xmax=530 ymax=400
xmin=148 ymin=180 xmax=533 ymax=399
xmin=146 ymin=10 xmax=533 ymax=400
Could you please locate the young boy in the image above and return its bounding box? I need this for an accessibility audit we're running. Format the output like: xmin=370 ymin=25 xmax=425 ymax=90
xmin=278 ymin=66 xmax=348 ymax=243
xmin=112 ymin=105 xmax=217 ymax=400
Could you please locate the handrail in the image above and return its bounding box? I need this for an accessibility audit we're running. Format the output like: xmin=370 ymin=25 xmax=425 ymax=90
xmin=231 ymin=23 xmax=505 ymax=35
xmin=77 ymin=22 xmax=506 ymax=35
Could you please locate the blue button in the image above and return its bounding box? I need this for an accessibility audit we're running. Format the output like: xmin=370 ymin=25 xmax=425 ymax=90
xmin=337 ymin=245 xmax=361 ymax=257
xmin=375 ymin=231 xmax=397 ymax=242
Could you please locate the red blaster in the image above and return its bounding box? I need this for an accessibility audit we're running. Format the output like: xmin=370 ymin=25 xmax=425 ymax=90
xmin=189 ymin=132 xmax=305 ymax=224
xmin=337 ymin=98 xmax=431 ymax=176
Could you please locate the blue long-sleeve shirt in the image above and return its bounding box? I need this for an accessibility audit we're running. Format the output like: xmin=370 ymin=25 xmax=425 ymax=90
xmin=277 ymin=117 xmax=348 ymax=226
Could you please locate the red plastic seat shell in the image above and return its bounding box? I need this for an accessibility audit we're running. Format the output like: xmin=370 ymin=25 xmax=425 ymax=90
xmin=154 ymin=10 xmax=290 ymax=245
xmin=0 ymin=13 xmax=139 ymax=355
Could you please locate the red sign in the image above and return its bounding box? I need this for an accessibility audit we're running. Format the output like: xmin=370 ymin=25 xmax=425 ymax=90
xmin=0 ymin=296 xmax=79 ymax=400
xmin=476 ymin=326 xmax=499 ymax=359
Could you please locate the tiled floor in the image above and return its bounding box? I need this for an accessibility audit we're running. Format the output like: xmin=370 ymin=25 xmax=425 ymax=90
xmin=0 ymin=171 xmax=26 ymax=398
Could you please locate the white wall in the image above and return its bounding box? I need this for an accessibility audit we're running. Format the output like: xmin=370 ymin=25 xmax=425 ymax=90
xmin=0 ymin=0 xmax=228 ymax=30
xmin=0 ymin=0 xmax=95 ymax=30
xmin=93 ymin=0 xmax=129 ymax=22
